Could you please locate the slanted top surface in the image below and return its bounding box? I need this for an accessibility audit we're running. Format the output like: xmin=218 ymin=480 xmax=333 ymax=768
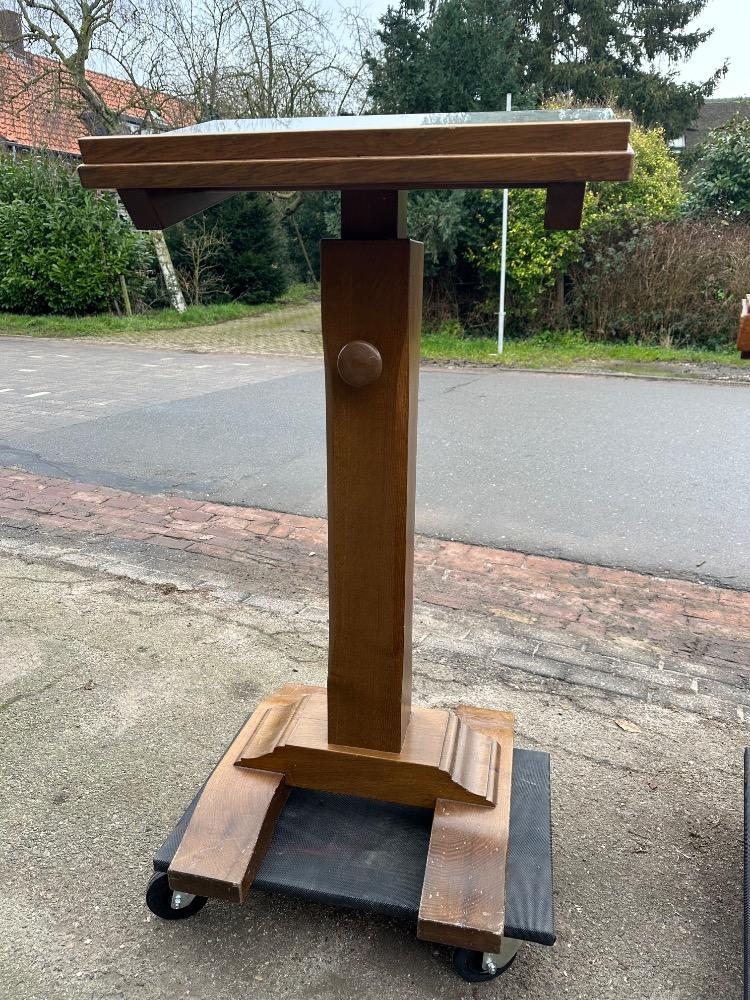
xmin=168 ymin=108 xmax=616 ymax=135
xmin=77 ymin=108 xmax=632 ymax=195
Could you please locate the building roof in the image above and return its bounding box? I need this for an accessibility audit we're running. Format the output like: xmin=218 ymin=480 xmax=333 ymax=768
xmin=684 ymin=98 xmax=750 ymax=148
xmin=0 ymin=49 xmax=192 ymax=155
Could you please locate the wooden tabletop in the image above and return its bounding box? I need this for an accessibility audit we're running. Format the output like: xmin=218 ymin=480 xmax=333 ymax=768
xmin=78 ymin=110 xmax=632 ymax=194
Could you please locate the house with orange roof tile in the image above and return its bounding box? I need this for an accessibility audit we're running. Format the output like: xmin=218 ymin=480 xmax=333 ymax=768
xmin=0 ymin=7 xmax=191 ymax=157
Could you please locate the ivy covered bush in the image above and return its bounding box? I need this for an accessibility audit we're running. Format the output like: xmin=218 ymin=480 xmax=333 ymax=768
xmin=686 ymin=115 xmax=750 ymax=221
xmin=0 ymin=153 xmax=150 ymax=315
xmin=472 ymin=123 xmax=684 ymax=332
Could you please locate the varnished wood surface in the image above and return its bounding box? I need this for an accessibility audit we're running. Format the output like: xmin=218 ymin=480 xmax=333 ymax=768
xmin=417 ymin=706 xmax=514 ymax=952
xmin=738 ymin=295 xmax=750 ymax=355
xmin=235 ymin=684 xmax=505 ymax=809
xmin=341 ymin=189 xmax=407 ymax=239
xmin=321 ymin=233 xmax=423 ymax=751
xmin=336 ymin=340 xmax=383 ymax=387
xmin=78 ymin=149 xmax=633 ymax=193
xmin=79 ymin=119 xmax=631 ymax=164
xmin=544 ymin=182 xmax=586 ymax=230
xmin=167 ymin=714 xmax=287 ymax=903
xmin=118 ymin=188 xmax=238 ymax=230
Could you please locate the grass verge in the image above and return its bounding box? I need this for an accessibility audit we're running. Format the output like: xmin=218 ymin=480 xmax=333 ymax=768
xmin=0 ymin=284 xmax=317 ymax=339
xmin=421 ymin=329 xmax=742 ymax=369
xmin=1 ymin=298 xmax=743 ymax=374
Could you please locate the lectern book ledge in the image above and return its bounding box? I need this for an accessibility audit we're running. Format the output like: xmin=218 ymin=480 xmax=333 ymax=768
xmin=78 ymin=109 xmax=632 ymax=232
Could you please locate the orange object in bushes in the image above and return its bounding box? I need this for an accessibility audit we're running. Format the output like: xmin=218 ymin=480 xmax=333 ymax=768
xmin=739 ymin=295 xmax=750 ymax=358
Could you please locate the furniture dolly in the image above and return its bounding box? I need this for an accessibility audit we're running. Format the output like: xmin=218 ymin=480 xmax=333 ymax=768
xmin=78 ymin=109 xmax=632 ymax=982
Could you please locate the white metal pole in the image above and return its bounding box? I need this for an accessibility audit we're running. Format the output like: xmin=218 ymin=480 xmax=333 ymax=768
xmin=497 ymin=92 xmax=512 ymax=353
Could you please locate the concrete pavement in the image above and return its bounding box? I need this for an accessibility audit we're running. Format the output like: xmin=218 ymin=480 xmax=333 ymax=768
xmin=0 ymin=504 xmax=745 ymax=1000
xmin=1 ymin=338 xmax=748 ymax=588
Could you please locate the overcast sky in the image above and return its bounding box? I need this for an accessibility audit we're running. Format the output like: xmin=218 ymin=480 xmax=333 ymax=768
xmin=675 ymin=0 xmax=750 ymax=97
xmin=358 ymin=0 xmax=750 ymax=99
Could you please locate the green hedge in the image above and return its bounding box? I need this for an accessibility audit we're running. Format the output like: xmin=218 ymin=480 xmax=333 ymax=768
xmin=0 ymin=153 xmax=149 ymax=315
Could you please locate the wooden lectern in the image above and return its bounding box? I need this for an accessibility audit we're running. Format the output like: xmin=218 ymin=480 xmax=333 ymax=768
xmin=79 ymin=110 xmax=632 ymax=952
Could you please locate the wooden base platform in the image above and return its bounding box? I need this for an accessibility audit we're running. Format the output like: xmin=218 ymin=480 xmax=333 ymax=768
xmin=154 ymin=749 xmax=555 ymax=954
xmin=236 ymin=684 xmax=505 ymax=808
xmin=167 ymin=684 xmax=515 ymax=951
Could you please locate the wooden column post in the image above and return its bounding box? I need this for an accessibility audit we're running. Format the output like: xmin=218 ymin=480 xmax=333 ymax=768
xmin=322 ymin=190 xmax=423 ymax=752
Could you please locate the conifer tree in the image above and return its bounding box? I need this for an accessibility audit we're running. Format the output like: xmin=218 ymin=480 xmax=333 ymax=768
xmin=368 ymin=0 xmax=724 ymax=135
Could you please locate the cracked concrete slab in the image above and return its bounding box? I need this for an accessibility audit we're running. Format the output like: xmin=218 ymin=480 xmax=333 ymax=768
xmin=0 ymin=528 xmax=745 ymax=1000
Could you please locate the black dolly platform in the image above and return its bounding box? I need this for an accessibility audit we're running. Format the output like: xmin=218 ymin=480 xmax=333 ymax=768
xmin=148 ymin=747 xmax=555 ymax=984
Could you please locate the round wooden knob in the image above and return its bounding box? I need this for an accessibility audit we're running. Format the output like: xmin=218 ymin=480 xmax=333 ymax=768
xmin=336 ymin=341 xmax=382 ymax=387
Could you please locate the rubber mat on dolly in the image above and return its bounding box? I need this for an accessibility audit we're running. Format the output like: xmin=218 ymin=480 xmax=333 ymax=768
xmin=155 ymin=747 xmax=555 ymax=946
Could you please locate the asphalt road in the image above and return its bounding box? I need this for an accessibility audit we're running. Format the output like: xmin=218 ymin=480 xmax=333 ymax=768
xmin=1 ymin=338 xmax=748 ymax=587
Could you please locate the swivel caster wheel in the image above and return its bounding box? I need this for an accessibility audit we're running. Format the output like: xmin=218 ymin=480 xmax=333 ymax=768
xmin=452 ymin=938 xmax=520 ymax=983
xmin=146 ymin=871 xmax=208 ymax=921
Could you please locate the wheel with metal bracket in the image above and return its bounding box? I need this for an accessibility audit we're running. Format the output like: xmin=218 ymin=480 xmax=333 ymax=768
xmin=145 ymin=871 xmax=208 ymax=920
xmin=452 ymin=941 xmax=519 ymax=983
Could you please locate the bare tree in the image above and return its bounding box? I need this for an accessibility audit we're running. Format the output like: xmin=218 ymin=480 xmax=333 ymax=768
xmin=9 ymin=0 xmax=187 ymax=311
xmin=6 ymin=0 xmax=373 ymax=309
xmin=175 ymin=219 xmax=228 ymax=305
xmin=152 ymin=0 xmax=371 ymax=122
xmin=144 ymin=0 xmax=373 ymax=292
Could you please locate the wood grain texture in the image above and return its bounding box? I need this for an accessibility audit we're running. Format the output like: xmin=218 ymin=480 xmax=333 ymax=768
xmin=321 ymin=234 xmax=423 ymax=752
xmin=336 ymin=340 xmax=383 ymax=387
xmin=738 ymin=294 xmax=750 ymax=354
xmin=544 ymin=182 xmax=586 ymax=230
xmin=341 ymin=189 xmax=407 ymax=239
xmin=78 ymin=119 xmax=632 ymax=164
xmin=235 ymin=684 xmax=503 ymax=809
xmin=77 ymin=149 xmax=634 ymax=194
xmin=118 ymin=188 xmax=239 ymax=230
xmin=167 ymin=712 xmax=287 ymax=903
xmin=417 ymin=706 xmax=514 ymax=952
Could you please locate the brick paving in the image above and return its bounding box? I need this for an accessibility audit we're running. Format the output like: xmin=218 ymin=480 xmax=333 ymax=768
xmin=1 ymin=466 xmax=749 ymax=675
xmin=93 ymin=301 xmax=323 ymax=354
